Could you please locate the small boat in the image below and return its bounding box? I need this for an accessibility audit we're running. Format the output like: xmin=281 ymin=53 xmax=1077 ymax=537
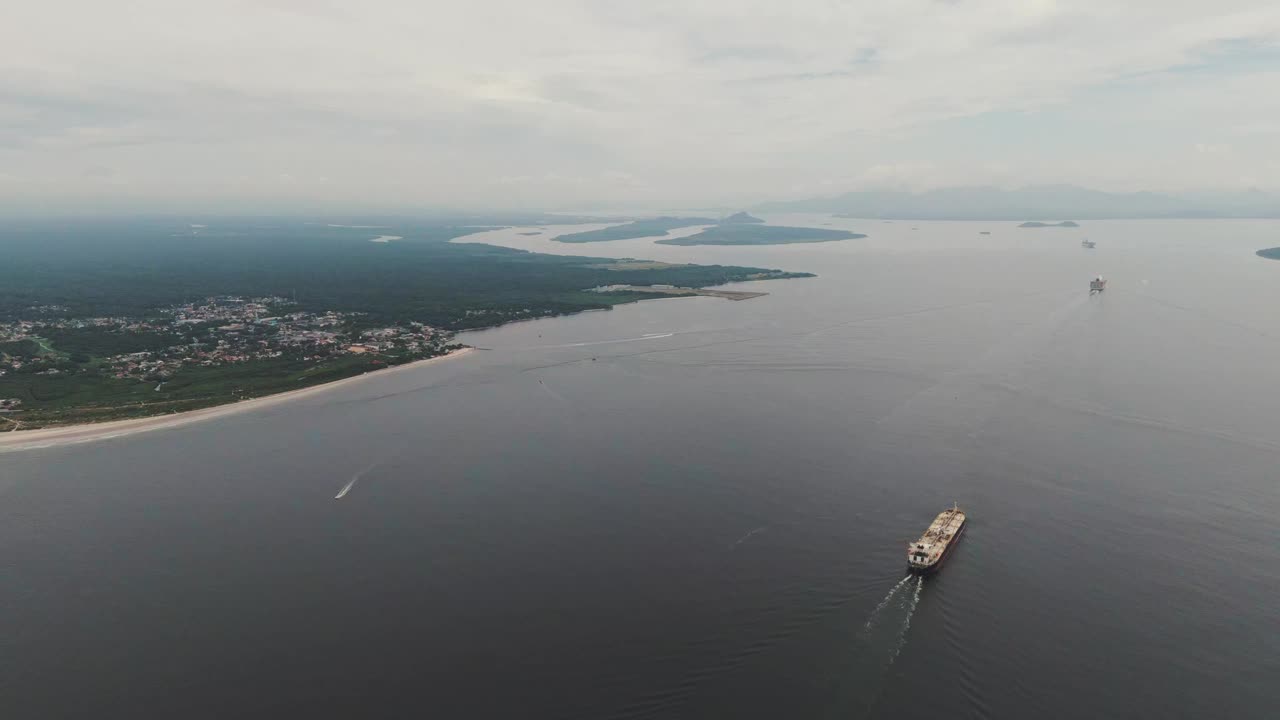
xmin=1081 ymin=239 xmax=1096 ymax=249
xmin=907 ymin=504 xmax=966 ymax=575
xmin=1090 ymin=276 xmax=1107 ymax=294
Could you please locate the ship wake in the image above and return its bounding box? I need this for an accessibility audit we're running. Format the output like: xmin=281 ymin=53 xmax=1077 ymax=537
xmin=860 ymin=575 xmax=923 ymax=665
xmin=823 ymin=575 xmax=924 ymax=718
xmin=334 ymin=462 xmax=378 ymax=499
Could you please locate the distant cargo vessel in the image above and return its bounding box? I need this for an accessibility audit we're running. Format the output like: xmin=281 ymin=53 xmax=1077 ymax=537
xmin=907 ymin=504 xmax=966 ymax=574
xmin=1090 ymin=276 xmax=1107 ymax=294
xmin=1081 ymin=239 xmax=1096 ymax=248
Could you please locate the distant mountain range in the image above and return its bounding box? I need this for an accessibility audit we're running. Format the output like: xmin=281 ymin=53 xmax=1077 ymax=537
xmin=753 ymin=185 xmax=1280 ymax=220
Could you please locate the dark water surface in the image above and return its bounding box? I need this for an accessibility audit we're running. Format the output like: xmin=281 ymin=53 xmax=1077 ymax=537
xmin=3 ymin=218 xmax=1279 ymax=718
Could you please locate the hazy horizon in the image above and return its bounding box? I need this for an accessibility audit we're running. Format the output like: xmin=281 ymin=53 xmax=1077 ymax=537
xmin=4 ymin=1 xmax=1280 ymax=213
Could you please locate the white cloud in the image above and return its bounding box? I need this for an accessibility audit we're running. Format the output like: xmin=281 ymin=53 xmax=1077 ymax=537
xmin=2 ymin=0 xmax=1279 ymax=210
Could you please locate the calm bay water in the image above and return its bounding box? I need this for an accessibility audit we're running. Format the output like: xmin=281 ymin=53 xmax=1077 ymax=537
xmin=3 ymin=217 xmax=1279 ymax=718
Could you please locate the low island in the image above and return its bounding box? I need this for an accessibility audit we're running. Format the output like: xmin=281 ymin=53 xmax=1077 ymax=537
xmin=655 ymin=225 xmax=865 ymax=246
xmin=1019 ymin=220 xmax=1080 ymax=228
xmin=1256 ymin=247 xmax=1280 ymax=260
xmin=553 ymin=217 xmax=716 ymax=243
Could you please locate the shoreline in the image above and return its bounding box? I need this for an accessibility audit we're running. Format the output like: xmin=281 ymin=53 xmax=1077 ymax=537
xmin=0 ymin=266 xmax=810 ymax=453
xmin=0 ymin=347 xmax=474 ymax=452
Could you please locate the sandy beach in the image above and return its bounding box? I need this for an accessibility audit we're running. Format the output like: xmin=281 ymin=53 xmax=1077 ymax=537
xmin=0 ymin=347 xmax=474 ymax=453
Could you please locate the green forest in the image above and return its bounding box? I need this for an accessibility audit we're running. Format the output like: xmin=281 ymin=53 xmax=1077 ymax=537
xmin=0 ymin=218 xmax=808 ymax=329
xmin=0 ymin=217 xmax=812 ymax=428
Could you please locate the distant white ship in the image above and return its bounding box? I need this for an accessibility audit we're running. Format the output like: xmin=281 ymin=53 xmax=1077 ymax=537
xmin=1081 ymin=239 xmax=1096 ymax=249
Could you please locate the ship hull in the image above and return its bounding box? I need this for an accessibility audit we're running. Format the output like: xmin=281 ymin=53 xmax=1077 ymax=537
xmin=907 ymin=518 xmax=965 ymax=575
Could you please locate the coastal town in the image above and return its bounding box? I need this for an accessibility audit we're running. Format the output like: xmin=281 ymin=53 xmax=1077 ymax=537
xmin=0 ymin=296 xmax=460 ymax=424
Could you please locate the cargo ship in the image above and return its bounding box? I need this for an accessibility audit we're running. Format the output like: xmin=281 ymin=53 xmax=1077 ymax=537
xmin=907 ymin=504 xmax=966 ymax=574
xmin=1090 ymin=276 xmax=1107 ymax=294
xmin=1081 ymin=238 xmax=1096 ymax=248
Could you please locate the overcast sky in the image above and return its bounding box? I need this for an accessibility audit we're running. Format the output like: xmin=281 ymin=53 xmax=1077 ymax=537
xmin=3 ymin=1 xmax=1280 ymax=212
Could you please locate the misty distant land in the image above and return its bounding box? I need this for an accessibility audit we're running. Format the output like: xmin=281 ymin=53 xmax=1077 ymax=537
xmin=1257 ymin=247 xmax=1280 ymax=260
xmin=552 ymin=213 xmax=856 ymax=246
xmin=554 ymin=217 xmax=716 ymax=243
xmin=758 ymin=185 xmax=1280 ymax=220
xmin=1019 ymin=220 xmax=1080 ymax=228
xmin=656 ymin=225 xmax=864 ymax=246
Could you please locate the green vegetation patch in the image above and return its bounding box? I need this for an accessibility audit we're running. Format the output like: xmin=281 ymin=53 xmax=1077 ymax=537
xmin=582 ymin=260 xmax=688 ymax=271
xmin=0 ymin=339 xmax=43 ymax=359
xmin=43 ymin=328 xmax=181 ymax=357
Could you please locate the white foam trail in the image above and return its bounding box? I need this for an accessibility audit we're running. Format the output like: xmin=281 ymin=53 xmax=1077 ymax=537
xmin=728 ymin=525 xmax=768 ymax=549
xmin=864 ymin=575 xmax=912 ymax=629
xmin=335 ymin=463 xmax=377 ymax=499
xmin=888 ymin=577 xmax=924 ymax=664
xmin=539 ymin=333 xmax=674 ymax=349
xmin=334 ymin=478 xmax=358 ymax=499
xmin=832 ymin=575 xmax=926 ymax=715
